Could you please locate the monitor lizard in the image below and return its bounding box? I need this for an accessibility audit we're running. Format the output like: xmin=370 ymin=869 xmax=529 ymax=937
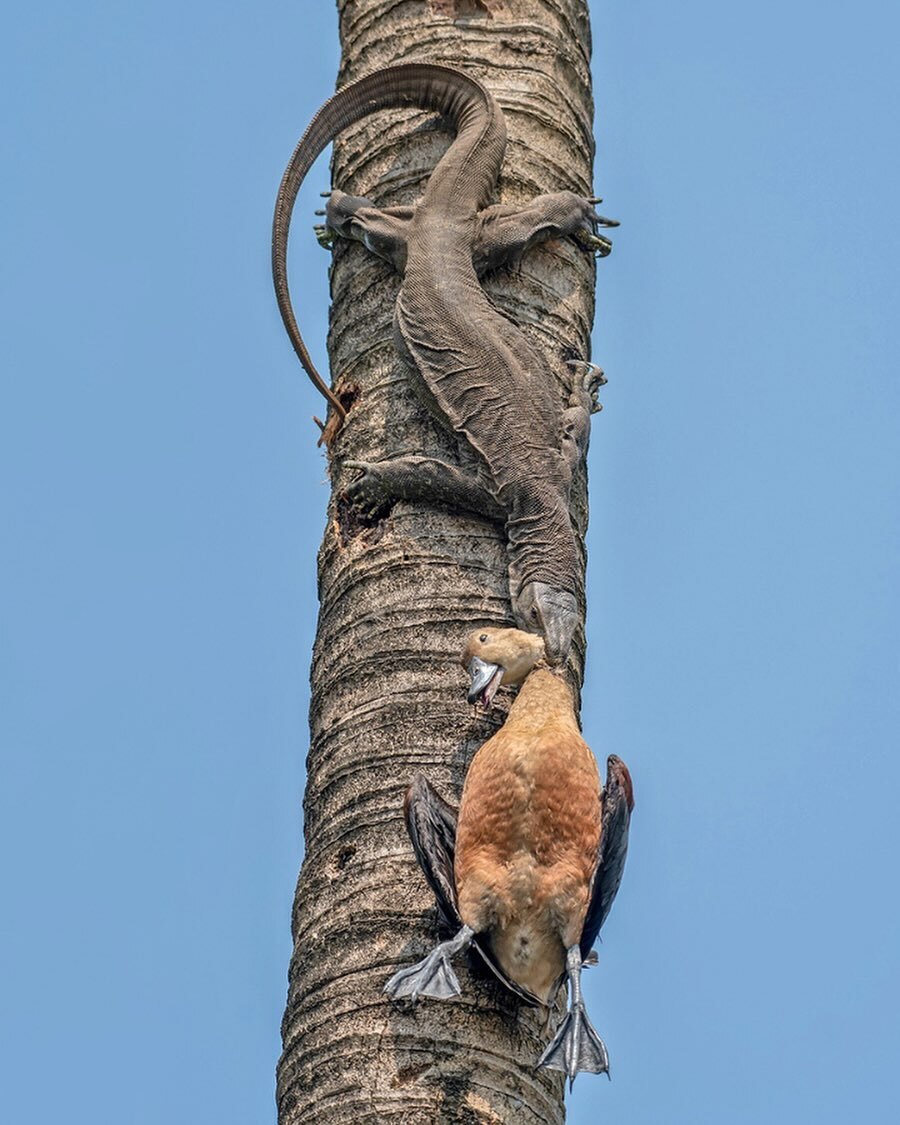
xmin=272 ymin=63 xmax=617 ymax=662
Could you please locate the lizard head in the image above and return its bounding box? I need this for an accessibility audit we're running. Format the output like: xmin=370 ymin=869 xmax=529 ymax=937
xmin=514 ymin=582 xmax=578 ymax=665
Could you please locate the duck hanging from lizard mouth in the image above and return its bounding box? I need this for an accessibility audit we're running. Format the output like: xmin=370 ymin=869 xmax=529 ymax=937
xmin=385 ymin=627 xmax=635 ymax=1086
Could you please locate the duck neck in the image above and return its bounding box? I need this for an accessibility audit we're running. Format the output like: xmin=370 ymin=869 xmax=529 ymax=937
xmin=506 ymin=666 xmax=578 ymax=730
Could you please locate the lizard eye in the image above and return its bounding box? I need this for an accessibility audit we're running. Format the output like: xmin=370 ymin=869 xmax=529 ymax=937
xmin=529 ymin=606 xmax=539 ymax=621
xmin=479 ymin=633 xmax=488 ymax=643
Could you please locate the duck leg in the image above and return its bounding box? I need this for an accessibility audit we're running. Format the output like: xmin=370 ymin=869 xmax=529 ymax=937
xmin=383 ymin=924 xmax=474 ymax=1002
xmin=537 ymin=944 xmax=610 ymax=1086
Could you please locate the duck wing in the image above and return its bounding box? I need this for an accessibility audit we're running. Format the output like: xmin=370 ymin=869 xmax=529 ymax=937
xmin=580 ymin=754 xmax=635 ymax=960
xmin=403 ymin=774 xmax=460 ymax=930
xmin=404 ymin=775 xmax=541 ymax=1007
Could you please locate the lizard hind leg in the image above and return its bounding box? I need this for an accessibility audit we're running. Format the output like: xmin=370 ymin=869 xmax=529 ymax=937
xmin=323 ymin=189 xmax=413 ymax=271
xmin=473 ymin=191 xmax=618 ymax=274
xmin=559 ymin=358 xmax=606 ymax=475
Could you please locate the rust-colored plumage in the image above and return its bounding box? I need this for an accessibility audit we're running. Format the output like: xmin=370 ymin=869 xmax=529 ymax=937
xmin=385 ymin=628 xmax=635 ymax=1082
xmin=455 ymin=636 xmax=602 ymax=1001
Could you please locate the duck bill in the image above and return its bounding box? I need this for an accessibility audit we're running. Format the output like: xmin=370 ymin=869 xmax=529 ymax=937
xmin=467 ymin=657 xmax=504 ymax=708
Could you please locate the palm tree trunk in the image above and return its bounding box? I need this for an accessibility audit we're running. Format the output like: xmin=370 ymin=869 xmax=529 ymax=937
xmin=277 ymin=3 xmax=598 ymax=1121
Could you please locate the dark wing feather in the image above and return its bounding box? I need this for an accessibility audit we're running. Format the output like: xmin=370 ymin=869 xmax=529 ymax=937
xmin=403 ymin=775 xmax=461 ymax=931
xmin=403 ymin=775 xmax=541 ymax=1007
xmin=474 ymin=949 xmax=541 ymax=1007
xmin=580 ymin=755 xmax=635 ymax=960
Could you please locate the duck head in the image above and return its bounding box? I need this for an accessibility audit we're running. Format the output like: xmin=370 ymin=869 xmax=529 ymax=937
xmin=514 ymin=582 xmax=578 ymax=665
xmin=461 ymin=628 xmax=546 ymax=709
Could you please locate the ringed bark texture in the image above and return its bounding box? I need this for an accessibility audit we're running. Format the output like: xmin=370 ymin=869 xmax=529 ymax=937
xmin=278 ymin=3 xmax=601 ymax=1121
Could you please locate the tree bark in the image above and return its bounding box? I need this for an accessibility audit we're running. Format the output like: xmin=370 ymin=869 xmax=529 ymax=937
xmin=277 ymin=3 xmax=599 ymax=1121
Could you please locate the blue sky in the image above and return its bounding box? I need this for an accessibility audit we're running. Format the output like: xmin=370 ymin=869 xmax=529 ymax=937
xmin=2 ymin=2 xmax=898 ymax=1121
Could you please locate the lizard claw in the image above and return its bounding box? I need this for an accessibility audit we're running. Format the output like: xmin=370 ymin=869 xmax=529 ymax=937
xmin=588 ymin=209 xmax=620 ymax=229
xmin=566 ymin=359 xmax=607 ymax=387
xmin=566 ymin=359 xmax=606 ymax=411
xmin=343 ymin=460 xmax=392 ymax=519
xmin=570 ymin=226 xmax=614 ymax=258
xmin=313 ymin=224 xmax=335 ymax=249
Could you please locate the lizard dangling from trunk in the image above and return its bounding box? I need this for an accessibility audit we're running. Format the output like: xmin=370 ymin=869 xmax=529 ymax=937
xmin=272 ymin=63 xmax=617 ymax=662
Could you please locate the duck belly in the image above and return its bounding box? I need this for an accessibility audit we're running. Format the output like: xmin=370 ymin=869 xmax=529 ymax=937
xmin=455 ymin=731 xmax=602 ymax=1001
xmin=487 ymin=854 xmax=568 ymax=1000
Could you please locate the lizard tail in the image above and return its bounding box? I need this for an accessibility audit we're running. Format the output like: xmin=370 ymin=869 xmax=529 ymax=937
xmin=272 ymin=63 xmax=505 ymax=423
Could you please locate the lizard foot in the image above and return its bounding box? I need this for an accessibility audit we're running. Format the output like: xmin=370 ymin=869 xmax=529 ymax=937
xmin=571 ymin=204 xmax=619 ymax=258
xmin=344 ymin=460 xmax=395 ymax=519
xmin=571 ymin=225 xmax=614 ymax=258
xmin=313 ymin=223 xmax=335 ymax=250
xmin=566 ymin=359 xmax=607 ymax=414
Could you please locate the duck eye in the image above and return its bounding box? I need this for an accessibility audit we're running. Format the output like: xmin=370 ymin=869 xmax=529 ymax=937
xmin=479 ymin=633 xmax=488 ymax=643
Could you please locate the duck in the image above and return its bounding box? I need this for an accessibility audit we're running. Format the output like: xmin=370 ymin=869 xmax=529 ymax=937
xmin=384 ymin=627 xmax=634 ymax=1084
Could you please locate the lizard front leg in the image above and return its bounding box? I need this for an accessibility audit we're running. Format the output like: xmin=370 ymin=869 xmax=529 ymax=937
xmin=473 ymin=191 xmax=618 ymax=273
xmin=344 ymin=456 xmax=503 ymax=522
xmin=560 ymin=360 xmax=607 ymax=476
xmin=316 ymin=190 xmax=413 ymax=272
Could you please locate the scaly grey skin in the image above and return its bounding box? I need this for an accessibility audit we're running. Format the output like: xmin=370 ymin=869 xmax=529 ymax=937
xmin=272 ymin=63 xmax=617 ymax=662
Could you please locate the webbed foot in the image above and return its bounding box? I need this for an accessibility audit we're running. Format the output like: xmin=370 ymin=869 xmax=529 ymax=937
xmin=536 ymin=943 xmax=610 ymax=1086
xmin=384 ymin=925 xmax=473 ymax=1003
xmin=384 ymin=950 xmax=462 ymax=1002
xmin=537 ymin=1002 xmax=610 ymax=1086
